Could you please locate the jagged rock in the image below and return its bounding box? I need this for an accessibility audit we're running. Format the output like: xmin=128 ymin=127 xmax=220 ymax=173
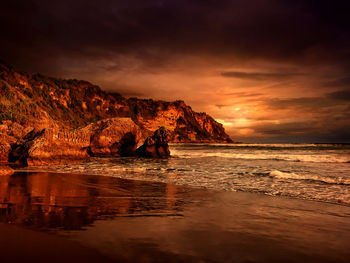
xmin=0 ymin=165 xmax=14 ymax=176
xmin=0 ymin=133 xmax=16 ymax=163
xmin=7 ymin=117 xmax=143 ymax=166
xmin=83 ymin=118 xmax=142 ymax=157
xmin=128 ymin=99 xmax=233 ymax=143
xmin=9 ymin=129 xmax=45 ymax=165
xmin=136 ymin=127 xmax=170 ymax=158
xmin=9 ymin=128 xmax=90 ymax=166
xmin=0 ymin=143 xmax=11 ymax=163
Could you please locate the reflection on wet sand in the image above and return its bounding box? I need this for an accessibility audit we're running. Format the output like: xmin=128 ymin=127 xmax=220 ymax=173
xmin=0 ymin=172 xmax=185 ymax=230
xmin=0 ymin=172 xmax=349 ymax=263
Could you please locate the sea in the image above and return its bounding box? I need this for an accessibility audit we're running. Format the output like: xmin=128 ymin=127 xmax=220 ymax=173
xmin=23 ymin=143 xmax=350 ymax=206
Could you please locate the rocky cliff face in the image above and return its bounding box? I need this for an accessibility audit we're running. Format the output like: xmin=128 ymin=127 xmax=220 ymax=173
xmin=128 ymin=99 xmax=232 ymax=143
xmin=0 ymin=61 xmax=232 ymax=152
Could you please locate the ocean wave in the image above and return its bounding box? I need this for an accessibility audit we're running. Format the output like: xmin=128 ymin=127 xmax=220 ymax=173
xmin=171 ymin=151 xmax=350 ymax=163
xmin=171 ymin=143 xmax=350 ymax=150
xmin=269 ymin=170 xmax=350 ymax=185
xmin=285 ymin=155 xmax=350 ymax=163
xmin=18 ymin=161 xmax=350 ymax=206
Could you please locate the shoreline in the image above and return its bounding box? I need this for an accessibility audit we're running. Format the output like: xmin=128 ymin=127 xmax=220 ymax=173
xmin=1 ymin=171 xmax=349 ymax=262
xmin=12 ymin=166 xmax=350 ymax=207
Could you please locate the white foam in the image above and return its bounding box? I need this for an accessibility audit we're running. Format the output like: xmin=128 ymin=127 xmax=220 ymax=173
xmin=171 ymin=149 xmax=350 ymax=163
xmin=284 ymin=155 xmax=350 ymax=163
xmin=170 ymin=143 xmax=324 ymax=147
xmin=269 ymin=170 xmax=350 ymax=185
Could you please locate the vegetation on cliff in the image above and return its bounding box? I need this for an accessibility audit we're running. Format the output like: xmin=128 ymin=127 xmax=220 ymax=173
xmin=0 ymin=61 xmax=232 ymax=143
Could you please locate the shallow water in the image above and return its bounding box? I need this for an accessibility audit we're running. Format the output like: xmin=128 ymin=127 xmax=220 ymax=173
xmin=0 ymin=172 xmax=349 ymax=262
xmin=22 ymin=143 xmax=350 ymax=205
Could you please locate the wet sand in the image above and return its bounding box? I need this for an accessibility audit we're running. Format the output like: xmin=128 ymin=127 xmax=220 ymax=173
xmin=0 ymin=222 xmax=115 ymax=263
xmin=0 ymin=171 xmax=349 ymax=262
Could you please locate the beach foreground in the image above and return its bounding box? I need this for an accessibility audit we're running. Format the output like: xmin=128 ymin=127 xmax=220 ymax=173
xmin=0 ymin=171 xmax=349 ymax=263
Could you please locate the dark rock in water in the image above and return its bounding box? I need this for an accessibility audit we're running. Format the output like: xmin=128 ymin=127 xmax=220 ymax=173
xmin=136 ymin=127 xmax=170 ymax=158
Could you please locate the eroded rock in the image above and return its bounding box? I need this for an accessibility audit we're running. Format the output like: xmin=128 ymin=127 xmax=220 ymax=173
xmin=0 ymin=133 xmax=16 ymax=163
xmin=9 ymin=128 xmax=90 ymax=166
xmin=7 ymin=117 xmax=144 ymax=166
xmin=84 ymin=118 xmax=142 ymax=157
xmin=136 ymin=127 xmax=170 ymax=158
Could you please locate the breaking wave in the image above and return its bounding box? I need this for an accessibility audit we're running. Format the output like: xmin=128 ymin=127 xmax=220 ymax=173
xmin=171 ymin=150 xmax=350 ymax=163
xmin=269 ymin=170 xmax=350 ymax=185
xmin=18 ymin=143 xmax=350 ymax=205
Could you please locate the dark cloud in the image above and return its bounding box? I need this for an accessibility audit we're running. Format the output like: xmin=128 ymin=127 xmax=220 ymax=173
xmin=245 ymin=120 xmax=350 ymax=143
xmin=221 ymin=71 xmax=303 ymax=81
xmin=266 ymin=97 xmax=321 ymax=110
xmin=323 ymin=77 xmax=350 ymax=88
xmin=253 ymin=121 xmax=319 ymax=136
xmin=265 ymin=95 xmax=350 ymax=111
xmin=0 ymin=0 xmax=349 ymax=73
xmin=215 ymin=104 xmax=227 ymax=109
xmin=327 ymin=89 xmax=350 ymax=101
xmin=223 ymin=92 xmax=263 ymax=97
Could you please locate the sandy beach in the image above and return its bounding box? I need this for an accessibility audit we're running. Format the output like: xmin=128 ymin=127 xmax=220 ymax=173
xmin=0 ymin=222 xmax=115 ymax=263
xmin=0 ymin=171 xmax=349 ymax=263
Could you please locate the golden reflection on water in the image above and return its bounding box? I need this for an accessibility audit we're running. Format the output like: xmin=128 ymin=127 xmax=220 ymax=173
xmin=0 ymin=172 xmax=184 ymax=230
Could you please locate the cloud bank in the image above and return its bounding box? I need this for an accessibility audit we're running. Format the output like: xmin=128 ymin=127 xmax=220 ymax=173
xmin=0 ymin=0 xmax=349 ymax=142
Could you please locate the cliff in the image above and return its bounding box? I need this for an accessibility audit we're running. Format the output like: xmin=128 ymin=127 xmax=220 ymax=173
xmin=128 ymin=99 xmax=232 ymax=142
xmin=0 ymin=61 xmax=232 ymax=146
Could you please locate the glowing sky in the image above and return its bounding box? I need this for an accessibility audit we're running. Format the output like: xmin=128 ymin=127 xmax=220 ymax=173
xmin=1 ymin=0 xmax=349 ymax=142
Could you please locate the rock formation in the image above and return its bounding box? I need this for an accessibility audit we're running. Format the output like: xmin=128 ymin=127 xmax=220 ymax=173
xmin=128 ymin=99 xmax=233 ymax=143
xmin=6 ymin=117 xmax=145 ymax=166
xmin=136 ymin=127 xmax=170 ymax=158
xmin=0 ymin=133 xmax=15 ymax=163
xmin=9 ymin=128 xmax=90 ymax=166
xmin=82 ymin=118 xmax=142 ymax=157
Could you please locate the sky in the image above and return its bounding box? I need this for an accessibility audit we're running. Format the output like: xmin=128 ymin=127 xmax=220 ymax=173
xmin=0 ymin=0 xmax=349 ymax=142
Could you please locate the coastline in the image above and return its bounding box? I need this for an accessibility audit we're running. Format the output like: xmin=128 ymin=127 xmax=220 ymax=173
xmin=1 ymin=171 xmax=349 ymax=262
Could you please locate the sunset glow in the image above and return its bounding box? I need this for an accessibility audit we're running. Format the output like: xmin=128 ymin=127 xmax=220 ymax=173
xmin=0 ymin=0 xmax=348 ymax=142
